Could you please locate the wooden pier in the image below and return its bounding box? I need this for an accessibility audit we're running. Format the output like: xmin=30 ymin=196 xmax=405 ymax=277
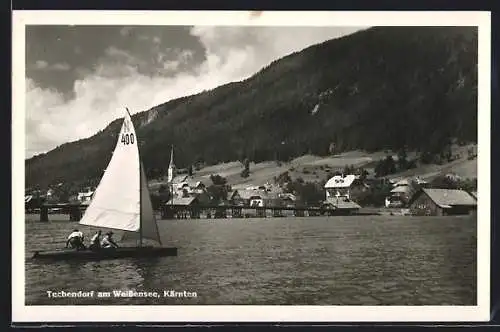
xmin=36 ymin=203 xmax=86 ymax=222
xmin=33 ymin=203 xmax=365 ymax=222
xmin=160 ymin=204 xmax=358 ymax=220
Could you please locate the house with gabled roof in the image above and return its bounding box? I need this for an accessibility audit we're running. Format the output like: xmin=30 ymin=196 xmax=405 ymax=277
xmin=324 ymin=174 xmax=357 ymax=199
xmin=408 ymin=188 xmax=477 ymax=216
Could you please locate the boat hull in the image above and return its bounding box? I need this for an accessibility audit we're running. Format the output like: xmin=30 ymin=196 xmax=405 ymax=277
xmin=32 ymin=246 xmax=178 ymax=261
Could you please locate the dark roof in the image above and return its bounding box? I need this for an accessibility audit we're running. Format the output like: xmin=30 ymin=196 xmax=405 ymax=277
xmin=421 ymin=188 xmax=477 ymax=208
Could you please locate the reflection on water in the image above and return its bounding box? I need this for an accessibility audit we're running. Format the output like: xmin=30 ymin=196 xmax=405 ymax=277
xmin=25 ymin=215 xmax=477 ymax=305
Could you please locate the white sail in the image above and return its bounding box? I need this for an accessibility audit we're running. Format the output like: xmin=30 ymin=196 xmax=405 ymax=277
xmin=79 ymin=109 xmax=161 ymax=244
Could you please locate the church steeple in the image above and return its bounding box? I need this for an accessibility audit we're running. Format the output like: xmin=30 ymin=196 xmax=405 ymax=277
xmin=167 ymin=145 xmax=176 ymax=183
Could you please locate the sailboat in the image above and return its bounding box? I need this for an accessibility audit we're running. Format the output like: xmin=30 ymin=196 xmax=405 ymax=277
xmin=32 ymin=108 xmax=178 ymax=261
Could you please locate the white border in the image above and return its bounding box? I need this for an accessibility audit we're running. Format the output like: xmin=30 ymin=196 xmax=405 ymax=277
xmin=12 ymin=10 xmax=491 ymax=322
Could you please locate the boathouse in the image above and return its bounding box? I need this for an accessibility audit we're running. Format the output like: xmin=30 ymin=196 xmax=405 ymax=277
xmin=163 ymin=196 xmax=200 ymax=219
xmin=408 ymin=188 xmax=477 ymax=216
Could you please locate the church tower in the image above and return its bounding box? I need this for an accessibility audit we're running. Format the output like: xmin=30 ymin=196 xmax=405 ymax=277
xmin=167 ymin=145 xmax=176 ymax=183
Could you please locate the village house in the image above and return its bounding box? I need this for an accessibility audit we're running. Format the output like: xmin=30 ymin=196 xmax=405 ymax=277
xmin=228 ymin=189 xmax=266 ymax=207
xmin=169 ymin=177 xmax=209 ymax=203
xmin=278 ymin=193 xmax=298 ymax=207
xmin=77 ymin=187 xmax=94 ymax=203
xmin=175 ymin=179 xmax=205 ymax=194
xmin=324 ymin=174 xmax=358 ymax=200
xmin=227 ymin=189 xmax=252 ymax=206
xmin=227 ymin=188 xmax=283 ymax=207
xmin=385 ymin=177 xmax=428 ymax=208
xmin=323 ymin=174 xmax=364 ymax=210
xmin=164 ymin=196 xmax=201 ymax=218
xmin=408 ymin=188 xmax=477 ymax=216
xmin=385 ymin=179 xmax=412 ymax=207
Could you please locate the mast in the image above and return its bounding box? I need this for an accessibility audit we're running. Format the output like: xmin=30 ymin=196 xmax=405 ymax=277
xmin=126 ymin=107 xmax=143 ymax=247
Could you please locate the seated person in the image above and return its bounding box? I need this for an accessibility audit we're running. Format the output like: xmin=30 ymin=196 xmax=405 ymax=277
xmin=66 ymin=229 xmax=86 ymax=250
xmin=101 ymin=231 xmax=119 ymax=249
xmin=88 ymin=230 xmax=102 ymax=250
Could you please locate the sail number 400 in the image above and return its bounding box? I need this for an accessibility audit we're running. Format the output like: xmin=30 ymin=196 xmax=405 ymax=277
xmin=121 ymin=133 xmax=135 ymax=145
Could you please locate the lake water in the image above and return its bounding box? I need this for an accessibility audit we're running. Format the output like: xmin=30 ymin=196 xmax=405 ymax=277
xmin=24 ymin=215 xmax=476 ymax=305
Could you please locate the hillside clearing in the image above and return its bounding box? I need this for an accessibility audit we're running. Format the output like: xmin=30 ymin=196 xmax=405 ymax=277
xmin=149 ymin=145 xmax=477 ymax=190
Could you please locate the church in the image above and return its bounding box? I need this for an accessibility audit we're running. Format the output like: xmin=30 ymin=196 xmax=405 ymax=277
xmin=166 ymin=146 xmax=207 ymax=200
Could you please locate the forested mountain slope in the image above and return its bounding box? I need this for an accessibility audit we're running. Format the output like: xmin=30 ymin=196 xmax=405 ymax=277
xmin=26 ymin=26 xmax=478 ymax=189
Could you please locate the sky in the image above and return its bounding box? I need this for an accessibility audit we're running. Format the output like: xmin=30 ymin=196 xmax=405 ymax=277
xmin=25 ymin=25 xmax=364 ymax=159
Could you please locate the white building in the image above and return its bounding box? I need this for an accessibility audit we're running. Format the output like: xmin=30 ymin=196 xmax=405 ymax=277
xmin=324 ymin=174 xmax=357 ymax=200
xmin=77 ymin=187 xmax=94 ymax=203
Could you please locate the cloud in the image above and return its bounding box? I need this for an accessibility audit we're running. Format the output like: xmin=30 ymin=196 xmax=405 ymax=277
xmin=25 ymin=26 xmax=364 ymax=158
xmin=31 ymin=60 xmax=71 ymax=71
xmin=104 ymin=46 xmax=137 ymax=61
xmin=162 ymin=60 xmax=180 ymax=71
xmin=34 ymin=60 xmax=48 ymax=69
xmin=51 ymin=63 xmax=71 ymax=71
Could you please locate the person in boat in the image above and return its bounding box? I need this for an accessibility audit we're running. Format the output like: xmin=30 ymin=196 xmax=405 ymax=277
xmin=101 ymin=231 xmax=119 ymax=249
xmin=66 ymin=229 xmax=86 ymax=250
xmin=88 ymin=230 xmax=102 ymax=250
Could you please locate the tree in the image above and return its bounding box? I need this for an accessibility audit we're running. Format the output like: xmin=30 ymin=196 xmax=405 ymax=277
xmin=328 ymin=142 xmax=336 ymax=155
xmin=459 ymin=178 xmax=477 ymax=192
xmin=207 ymin=174 xmax=230 ymax=204
xmin=430 ymin=175 xmax=458 ymax=189
xmin=150 ymin=193 xmax=162 ymax=211
xmin=359 ymin=168 xmax=369 ymax=180
xmin=420 ymin=151 xmax=435 ymax=164
xmin=240 ymin=168 xmax=250 ymax=178
xmin=286 ymin=180 xmax=324 ymax=205
xmin=158 ymin=184 xmax=167 ymax=194
xmin=397 ymin=148 xmax=408 ymax=171
xmin=206 ymin=184 xmax=230 ymax=204
xmin=467 ymin=146 xmax=476 ymax=160
xmin=276 ymin=171 xmax=292 ymax=186
xmin=356 ymin=181 xmax=393 ymax=207
xmin=188 ymin=165 xmax=194 ymax=176
xmin=375 ymin=156 xmax=397 ymax=177
xmin=210 ymin=174 xmax=227 ymax=186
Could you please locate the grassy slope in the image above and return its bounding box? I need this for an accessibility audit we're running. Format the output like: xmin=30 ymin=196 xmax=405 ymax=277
xmin=148 ymin=144 xmax=477 ymax=191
